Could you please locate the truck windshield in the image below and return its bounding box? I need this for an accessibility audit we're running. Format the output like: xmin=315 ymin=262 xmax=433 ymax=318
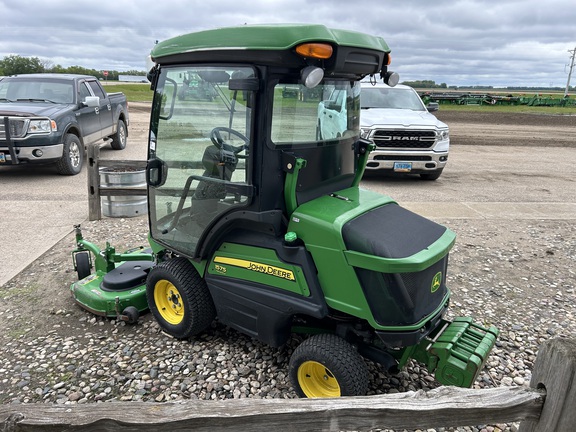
xmin=0 ymin=79 xmax=74 ymax=104
xmin=271 ymin=80 xmax=361 ymax=146
xmin=148 ymin=65 xmax=255 ymax=257
xmin=360 ymin=86 xmax=426 ymax=111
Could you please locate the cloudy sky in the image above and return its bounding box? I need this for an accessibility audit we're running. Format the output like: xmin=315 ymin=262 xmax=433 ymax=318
xmin=1 ymin=0 xmax=575 ymax=88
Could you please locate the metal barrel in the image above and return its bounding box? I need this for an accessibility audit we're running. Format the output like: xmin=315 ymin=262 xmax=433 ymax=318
xmin=99 ymin=167 xmax=147 ymax=218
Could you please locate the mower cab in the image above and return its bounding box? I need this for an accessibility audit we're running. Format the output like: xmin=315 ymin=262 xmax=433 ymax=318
xmin=73 ymin=24 xmax=498 ymax=398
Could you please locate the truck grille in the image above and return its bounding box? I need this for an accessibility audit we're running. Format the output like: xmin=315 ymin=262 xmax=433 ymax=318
xmin=373 ymin=155 xmax=432 ymax=161
xmin=0 ymin=117 xmax=27 ymax=140
xmin=372 ymin=130 xmax=436 ymax=149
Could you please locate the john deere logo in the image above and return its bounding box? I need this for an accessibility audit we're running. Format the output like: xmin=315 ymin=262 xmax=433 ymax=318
xmin=431 ymin=272 xmax=442 ymax=293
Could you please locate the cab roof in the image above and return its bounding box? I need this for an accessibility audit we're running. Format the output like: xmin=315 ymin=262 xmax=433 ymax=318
xmin=150 ymin=24 xmax=391 ymax=78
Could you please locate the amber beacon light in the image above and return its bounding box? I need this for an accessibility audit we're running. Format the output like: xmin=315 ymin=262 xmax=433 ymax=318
xmin=295 ymin=43 xmax=333 ymax=59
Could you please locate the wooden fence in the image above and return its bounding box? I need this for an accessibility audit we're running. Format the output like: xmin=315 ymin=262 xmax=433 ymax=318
xmin=86 ymin=144 xmax=147 ymax=221
xmin=1 ymin=338 xmax=575 ymax=431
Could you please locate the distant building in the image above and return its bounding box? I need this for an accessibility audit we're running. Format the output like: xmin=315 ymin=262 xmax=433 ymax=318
xmin=118 ymin=75 xmax=148 ymax=83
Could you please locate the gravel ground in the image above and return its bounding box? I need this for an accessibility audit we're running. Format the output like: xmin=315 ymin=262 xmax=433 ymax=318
xmin=1 ymin=107 xmax=575 ymax=431
xmin=1 ymin=215 xmax=575 ymax=432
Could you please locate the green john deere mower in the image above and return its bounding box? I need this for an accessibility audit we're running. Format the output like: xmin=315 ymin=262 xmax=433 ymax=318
xmin=71 ymin=24 xmax=498 ymax=397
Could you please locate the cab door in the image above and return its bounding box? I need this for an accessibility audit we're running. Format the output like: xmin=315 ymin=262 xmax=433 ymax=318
xmin=147 ymin=65 xmax=256 ymax=259
xmin=75 ymin=81 xmax=102 ymax=144
xmin=87 ymin=80 xmax=114 ymax=137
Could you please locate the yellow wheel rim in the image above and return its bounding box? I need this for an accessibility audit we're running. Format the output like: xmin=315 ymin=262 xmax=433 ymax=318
xmin=154 ymin=279 xmax=184 ymax=325
xmin=297 ymin=361 xmax=341 ymax=398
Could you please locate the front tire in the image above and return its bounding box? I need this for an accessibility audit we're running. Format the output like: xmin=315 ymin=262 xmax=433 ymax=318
xmin=146 ymin=257 xmax=216 ymax=339
xmin=289 ymin=334 xmax=369 ymax=398
xmin=110 ymin=119 xmax=127 ymax=150
xmin=56 ymin=133 xmax=83 ymax=175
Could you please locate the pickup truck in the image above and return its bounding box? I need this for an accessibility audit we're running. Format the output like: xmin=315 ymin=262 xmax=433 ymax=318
xmin=0 ymin=73 xmax=129 ymax=175
xmin=358 ymin=82 xmax=449 ymax=180
xmin=318 ymin=82 xmax=449 ymax=180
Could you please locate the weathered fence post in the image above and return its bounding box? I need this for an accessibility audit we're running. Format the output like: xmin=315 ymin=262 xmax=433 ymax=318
xmin=87 ymin=143 xmax=101 ymax=221
xmin=519 ymin=338 xmax=576 ymax=431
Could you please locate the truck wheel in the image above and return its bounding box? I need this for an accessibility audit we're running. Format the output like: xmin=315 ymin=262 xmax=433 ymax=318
xmin=110 ymin=119 xmax=127 ymax=150
xmin=146 ymin=257 xmax=216 ymax=339
xmin=288 ymin=334 xmax=369 ymax=398
xmin=420 ymin=169 xmax=443 ymax=181
xmin=56 ymin=133 xmax=83 ymax=175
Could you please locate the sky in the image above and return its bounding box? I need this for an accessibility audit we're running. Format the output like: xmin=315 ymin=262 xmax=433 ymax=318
xmin=1 ymin=0 xmax=575 ymax=88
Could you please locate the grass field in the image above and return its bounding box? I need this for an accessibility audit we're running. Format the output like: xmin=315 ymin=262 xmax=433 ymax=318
xmin=106 ymin=82 xmax=576 ymax=115
xmin=102 ymin=82 xmax=155 ymax=102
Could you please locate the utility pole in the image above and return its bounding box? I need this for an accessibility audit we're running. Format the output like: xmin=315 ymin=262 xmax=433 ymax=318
xmin=564 ymin=47 xmax=576 ymax=97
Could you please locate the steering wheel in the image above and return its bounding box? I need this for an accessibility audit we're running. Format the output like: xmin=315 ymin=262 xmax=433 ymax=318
xmin=210 ymin=127 xmax=249 ymax=154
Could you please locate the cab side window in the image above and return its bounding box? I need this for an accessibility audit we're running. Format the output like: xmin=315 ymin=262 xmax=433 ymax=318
xmin=78 ymin=82 xmax=92 ymax=103
xmin=87 ymin=81 xmax=106 ymax=99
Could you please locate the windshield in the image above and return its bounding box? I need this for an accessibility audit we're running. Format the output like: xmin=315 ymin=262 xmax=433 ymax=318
xmin=0 ymin=79 xmax=74 ymax=103
xmin=148 ymin=65 xmax=255 ymax=257
xmin=360 ymin=86 xmax=425 ymax=111
xmin=271 ymin=80 xmax=361 ymax=145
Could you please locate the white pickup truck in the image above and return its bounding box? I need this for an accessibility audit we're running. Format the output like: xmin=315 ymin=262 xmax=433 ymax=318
xmin=318 ymin=82 xmax=449 ymax=180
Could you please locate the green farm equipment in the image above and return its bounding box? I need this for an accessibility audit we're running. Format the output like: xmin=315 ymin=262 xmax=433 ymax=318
xmin=72 ymin=24 xmax=498 ymax=397
xmin=71 ymin=225 xmax=153 ymax=323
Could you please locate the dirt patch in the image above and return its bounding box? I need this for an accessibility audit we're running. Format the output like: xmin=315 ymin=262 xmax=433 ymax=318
xmin=435 ymin=110 xmax=575 ymax=147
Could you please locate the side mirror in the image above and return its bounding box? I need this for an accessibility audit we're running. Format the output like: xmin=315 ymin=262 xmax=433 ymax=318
xmin=84 ymin=96 xmax=100 ymax=108
xmin=427 ymin=102 xmax=439 ymax=112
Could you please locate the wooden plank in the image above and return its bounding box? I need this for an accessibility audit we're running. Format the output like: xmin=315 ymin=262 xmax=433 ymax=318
xmin=98 ymin=159 xmax=147 ymax=170
xmin=0 ymin=386 xmax=543 ymax=432
xmin=98 ymin=188 xmax=147 ymax=196
xmin=519 ymin=338 xmax=576 ymax=432
xmin=87 ymin=144 xmax=101 ymax=221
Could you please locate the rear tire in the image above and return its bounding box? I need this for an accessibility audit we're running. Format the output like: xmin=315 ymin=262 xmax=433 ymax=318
xmin=146 ymin=257 xmax=216 ymax=339
xmin=289 ymin=334 xmax=369 ymax=398
xmin=110 ymin=119 xmax=127 ymax=150
xmin=56 ymin=133 xmax=83 ymax=175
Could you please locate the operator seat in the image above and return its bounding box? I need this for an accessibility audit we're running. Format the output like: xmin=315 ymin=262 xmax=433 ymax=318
xmin=191 ymin=144 xmax=238 ymax=225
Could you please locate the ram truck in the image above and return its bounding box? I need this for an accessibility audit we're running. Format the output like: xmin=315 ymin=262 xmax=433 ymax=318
xmin=359 ymin=82 xmax=449 ymax=180
xmin=0 ymin=73 xmax=129 ymax=175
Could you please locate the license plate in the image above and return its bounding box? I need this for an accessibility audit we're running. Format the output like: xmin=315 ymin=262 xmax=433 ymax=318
xmin=393 ymin=162 xmax=412 ymax=172
xmin=0 ymin=153 xmax=5 ymax=163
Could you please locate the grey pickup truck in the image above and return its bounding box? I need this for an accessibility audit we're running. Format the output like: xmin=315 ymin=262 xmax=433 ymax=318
xmin=0 ymin=73 xmax=129 ymax=175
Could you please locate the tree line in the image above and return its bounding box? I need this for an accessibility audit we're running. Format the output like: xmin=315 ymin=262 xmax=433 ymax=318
xmin=2 ymin=55 xmax=573 ymax=92
xmin=0 ymin=55 xmax=146 ymax=80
